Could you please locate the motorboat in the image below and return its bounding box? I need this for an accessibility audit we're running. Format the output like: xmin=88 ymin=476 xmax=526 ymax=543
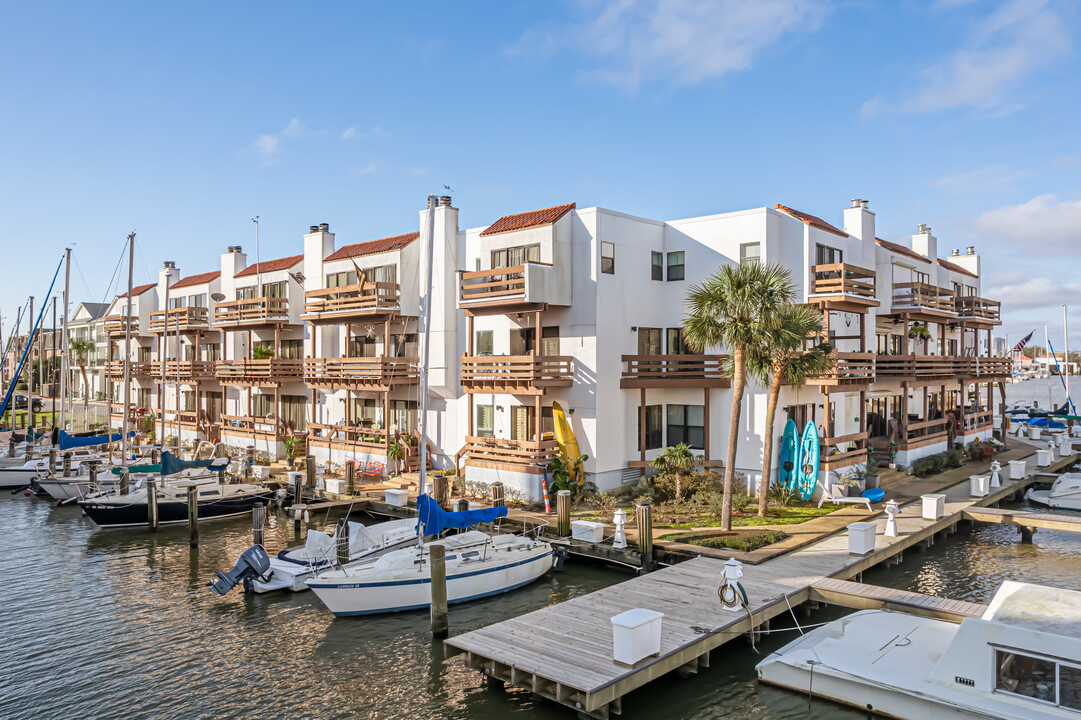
xmin=756 ymin=581 xmax=1081 ymax=719
xmin=1026 ymin=473 xmax=1081 ymax=511
xmin=79 ymin=475 xmax=274 ymax=528
xmin=246 ymin=518 xmax=419 ymax=593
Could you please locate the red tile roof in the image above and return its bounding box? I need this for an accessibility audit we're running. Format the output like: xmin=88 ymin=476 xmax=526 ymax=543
xmin=118 ymin=283 xmax=156 ymax=299
xmin=480 ymin=202 xmax=576 ymax=236
xmin=875 ymin=237 xmax=931 ymax=264
xmin=234 ymin=254 xmax=304 ymax=278
xmin=938 ymin=258 xmax=978 ymax=279
xmin=773 ymin=203 xmax=848 ymax=238
xmin=324 ymin=232 xmax=420 ymax=262
xmin=171 ymin=270 xmax=221 ymax=290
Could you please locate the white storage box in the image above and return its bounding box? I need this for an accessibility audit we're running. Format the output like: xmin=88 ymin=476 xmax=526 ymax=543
xmin=468 ymin=502 xmax=483 ymax=511
xmin=1008 ymin=459 xmax=1027 ymax=479
xmin=1030 ymin=426 xmax=1042 ymax=440
xmin=287 ymin=471 xmax=305 ymax=486
xmin=921 ymin=493 xmax=946 ymax=521
xmin=324 ymin=477 xmax=348 ymax=495
xmin=384 ymin=489 xmax=409 ymax=507
xmin=1061 ymin=442 xmax=1072 ymax=458
xmin=847 ymin=522 xmax=876 ymax=555
xmin=969 ymin=475 xmax=989 ymax=497
xmin=611 ymin=608 xmax=663 ymax=665
xmin=571 ymin=520 xmax=606 ymax=543
xmin=1036 ymin=449 xmax=1053 ymax=467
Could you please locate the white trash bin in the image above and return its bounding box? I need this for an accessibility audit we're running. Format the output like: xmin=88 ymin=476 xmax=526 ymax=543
xmin=384 ymin=489 xmax=409 ymax=507
xmin=571 ymin=520 xmax=606 ymax=543
xmin=1036 ymin=449 xmax=1053 ymax=467
xmin=969 ymin=475 xmax=990 ymax=497
xmin=1008 ymin=459 xmax=1027 ymax=480
xmin=847 ymin=522 xmax=876 ymax=555
xmin=921 ymin=493 xmax=946 ymax=521
xmin=611 ymin=608 xmax=663 ymax=665
xmin=1030 ymin=426 xmax=1042 ymax=440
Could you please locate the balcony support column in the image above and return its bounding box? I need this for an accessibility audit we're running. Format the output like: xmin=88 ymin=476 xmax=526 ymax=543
xmin=901 ymin=385 xmax=909 ymax=443
xmin=383 ymin=391 xmax=390 ymax=453
xmin=902 ymin=318 xmax=910 ymax=355
xmin=467 ymin=316 xmax=474 ymax=439
xmin=859 ymin=313 xmax=866 ymax=353
xmin=274 ymin=324 xmax=281 ymax=358
xmin=534 ymin=395 xmax=541 ymax=444
xmin=639 ymin=388 xmax=646 ymax=476
xmin=703 ymin=387 xmax=711 ymax=467
xmin=859 ymin=390 xmax=867 ymax=450
xmin=345 ymin=324 xmax=351 ymax=358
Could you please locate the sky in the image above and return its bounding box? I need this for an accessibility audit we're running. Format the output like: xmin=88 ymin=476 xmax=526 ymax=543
xmin=0 ymin=0 xmax=1078 ymax=349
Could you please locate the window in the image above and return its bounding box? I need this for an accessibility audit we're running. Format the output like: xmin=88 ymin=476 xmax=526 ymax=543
xmin=326 ymin=270 xmax=357 ymax=288
xmin=476 ymin=404 xmax=494 ymax=438
xmin=964 ymin=284 xmax=976 ymax=296
xmin=667 ymin=251 xmax=685 ymax=281
xmin=253 ymin=340 xmax=275 ymax=358
xmin=511 ymin=406 xmax=535 ymax=441
xmin=262 ymin=281 xmax=287 ymax=298
xmin=510 ymin=328 xmax=535 ymax=356
xmin=204 ymin=343 xmax=220 ymax=362
xmin=138 ymin=347 xmax=152 ymax=362
xmin=651 ymin=251 xmax=663 ymax=281
xmin=814 ymin=244 xmax=842 ymax=266
xmin=741 ymin=242 xmax=762 ymax=267
xmin=786 ymin=403 xmax=815 ymax=431
xmin=638 ymin=328 xmax=662 ymax=356
xmin=349 ymin=336 xmax=377 ymax=358
xmin=236 ymin=286 xmax=257 ymax=300
xmin=666 ymin=328 xmax=687 ymax=355
xmin=279 ymin=339 xmax=304 ymax=359
xmin=948 ymin=339 xmax=958 ymax=355
xmin=1061 ymin=664 xmax=1081 ymax=710
xmin=475 ymin=330 xmax=493 ymax=356
xmin=348 ymin=397 xmax=377 ymax=424
xmin=181 ymin=390 xmax=195 ymax=412
xmin=666 ymin=405 xmax=704 ymax=449
xmin=391 ymin=399 xmax=418 ymax=435
xmin=638 ymin=405 xmax=662 ymax=450
xmin=492 ymin=244 xmax=541 ymax=269
xmin=281 ymin=395 xmax=306 ymax=431
xmin=136 ymin=388 xmax=151 ymax=408
xmin=393 ymin=333 xmax=418 ymax=358
xmin=952 ymin=282 xmax=963 ymax=299
xmin=542 ymin=326 xmax=560 ymax=356
xmin=169 ymin=296 xmax=186 ymax=309
xmin=253 ymin=393 xmax=273 ymax=418
xmin=876 ymin=334 xmax=903 ymax=355
xmin=995 ymin=649 xmax=1057 ymax=704
xmin=188 ymin=294 xmax=206 ymax=307
xmin=914 ymin=271 xmax=930 ymax=285
xmin=601 ymin=242 xmax=615 ymax=274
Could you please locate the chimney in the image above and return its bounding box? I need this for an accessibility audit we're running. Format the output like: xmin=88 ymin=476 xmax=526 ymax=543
xmin=309 ymin=226 xmax=318 ymax=234
xmin=163 ymin=260 xmax=175 ymax=269
xmin=158 ymin=261 xmax=180 ymax=302
xmin=303 ymin=221 xmax=336 ymax=291
xmin=222 ymin=245 xmax=248 ymax=284
xmin=319 ymin=223 xmax=330 ymax=232
xmin=843 ymin=198 xmax=876 ymax=264
xmin=911 ymin=223 xmax=937 ymax=261
xmin=952 ymin=245 xmax=981 ymax=277
xmin=439 ymin=195 xmax=452 ymax=207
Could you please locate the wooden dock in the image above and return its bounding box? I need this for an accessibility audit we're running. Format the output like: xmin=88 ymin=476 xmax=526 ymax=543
xmin=446 ymin=453 xmax=1073 ymax=719
xmin=962 ymin=506 xmax=1081 ymax=534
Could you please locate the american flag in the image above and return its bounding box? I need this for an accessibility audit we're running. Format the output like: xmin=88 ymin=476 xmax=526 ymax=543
xmin=1012 ymin=330 xmax=1034 ymax=354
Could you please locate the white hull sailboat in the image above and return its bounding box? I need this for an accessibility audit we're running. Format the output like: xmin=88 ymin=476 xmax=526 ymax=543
xmin=1026 ymin=473 xmax=1081 ymax=511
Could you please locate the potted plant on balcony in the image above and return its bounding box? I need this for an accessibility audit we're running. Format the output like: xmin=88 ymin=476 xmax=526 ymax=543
xmin=252 ymin=346 xmax=274 ymax=360
xmin=283 ymin=436 xmax=300 ymax=470
xmin=888 ymin=440 xmax=898 ymax=469
xmin=908 ymin=324 xmax=931 ymax=353
xmin=387 ymin=440 xmax=405 ymax=478
xmin=829 ymin=471 xmax=861 ymax=497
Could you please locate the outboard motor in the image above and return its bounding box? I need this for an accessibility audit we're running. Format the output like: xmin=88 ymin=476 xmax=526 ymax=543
xmin=209 ymin=545 xmax=271 ymax=595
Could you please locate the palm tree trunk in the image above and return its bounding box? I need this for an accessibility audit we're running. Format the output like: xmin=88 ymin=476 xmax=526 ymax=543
xmin=722 ymin=346 xmax=746 ymax=531
xmin=758 ymin=367 xmax=784 ymax=517
xmin=675 ymin=469 xmax=683 ymax=502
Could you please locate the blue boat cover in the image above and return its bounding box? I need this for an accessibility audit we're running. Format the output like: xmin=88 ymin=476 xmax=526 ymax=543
xmin=1029 ymin=418 xmax=1067 ymax=429
xmin=161 ymin=452 xmax=230 ymax=476
xmin=59 ymin=430 xmax=134 ymax=450
xmin=415 ymin=493 xmax=508 ymax=536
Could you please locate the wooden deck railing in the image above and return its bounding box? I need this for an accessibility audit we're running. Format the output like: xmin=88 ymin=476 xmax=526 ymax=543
xmin=147 ymin=360 xmax=216 ymax=378
xmin=215 ymin=358 xmax=304 ymax=381
xmin=213 ymin=297 xmax=289 ymax=325
xmin=303 ymin=357 xmax=418 ymax=387
xmin=806 ymin=352 xmax=875 ymax=387
xmin=456 ymin=436 xmax=560 ymax=471
xmin=109 ymin=403 xmax=139 ymax=422
xmin=219 ymin=414 xmax=290 ymax=441
xmin=875 ymin=354 xmax=960 ymax=379
xmin=958 ymin=356 xmax=1012 ymax=378
xmin=304 ymin=281 xmax=400 ymax=316
xmin=961 ymin=410 xmax=993 ymax=433
xmin=905 ymin=417 xmax=948 ymax=445
xmin=891 ymin=282 xmax=955 ymax=314
xmin=810 ymin=263 xmax=876 ymax=300
xmin=105 ymin=360 xmax=153 ymax=376
xmin=307 ymin=422 xmax=391 ymax=454
xmin=820 ymin=431 xmax=869 ymax=471
xmin=460 ymin=355 xmax=573 ymax=393
xmin=459 ymin=264 xmax=537 ymax=303
xmin=954 ymin=296 xmax=1001 ymax=323
xmin=148 ymin=306 xmax=209 ymax=333
xmin=103 ymin=315 xmax=138 ymax=336
xmin=620 ymin=354 xmax=729 ymax=388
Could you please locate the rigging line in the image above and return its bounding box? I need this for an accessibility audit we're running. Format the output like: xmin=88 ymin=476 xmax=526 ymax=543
xmin=71 ymin=255 xmax=94 ymax=306
xmin=135 ymin=240 xmax=154 ymax=288
xmin=99 ymin=237 xmax=129 ymax=307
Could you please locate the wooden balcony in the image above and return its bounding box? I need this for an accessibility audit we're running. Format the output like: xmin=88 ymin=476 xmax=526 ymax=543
xmin=958 ymin=356 xmax=1012 ymax=380
xmin=808 ymin=264 xmax=879 ymax=312
xmin=820 ymin=431 xmax=869 ymax=472
xmin=148 ymin=306 xmax=210 ymax=334
xmin=105 ymin=360 xmax=153 ymax=378
xmin=902 ymin=417 xmax=948 ymax=450
xmin=304 ymin=356 xmax=418 ymax=390
xmin=148 ymin=360 xmax=216 ymax=380
xmin=303 ymin=282 xmax=401 ymax=323
xmin=954 ymin=296 xmax=1001 ymax=327
xmin=620 ymin=355 xmax=729 ymax=389
xmin=460 ymin=355 xmax=573 ymax=395
xmin=307 ymin=423 xmax=391 ymax=455
xmin=161 ymin=410 xmax=203 ymax=434
xmin=215 ymin=358 xmax=304 ymax=386
xmin=875 ymin=354 xmax=960 ymax=382
xmin=212 ymin=297 xmax=290 ymax=328
xmin=805 ymin=352 xmax=875 ymax=389
xmin=457 ymin=262 xmax=568 ymax=315
xmin=109 ymin=403 xmax=140 ymax=423
xmin=456 ymin=436 xmax=560 ymax=474
xmin=890 ymin=282 xmax=955 ymax=321
xmin=103 ymin=315 xmax=138 ymax=338
xmin=219 ymin=415 xmax=291 ymax=444
xmin=961 ymin=409 xmax=993 ymax=434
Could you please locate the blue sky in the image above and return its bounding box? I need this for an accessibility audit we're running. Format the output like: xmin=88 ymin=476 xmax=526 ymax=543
xmin=1 ymin=0 xmax=1078 ymax=348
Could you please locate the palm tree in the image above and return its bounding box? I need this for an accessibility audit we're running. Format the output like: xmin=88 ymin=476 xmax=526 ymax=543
xmin=746 ymin=304 xmax=834 ymax=517
xmin=650 ymin=443 xmax=695 ymax=501
xmin=683 ymin=263 xmax=794 ymax=530
xmin=70 ymin=337 xmax=94 ymax=428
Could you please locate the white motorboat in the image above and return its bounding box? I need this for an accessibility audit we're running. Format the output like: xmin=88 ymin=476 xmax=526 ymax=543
xmin=757 ymin=581 xmax=1081 ymax=719
xmin=307 ymin=529 xmax=554 ymax=616
xmin=1026 ymin=473 xmax=1081 ymax=511
xmin=249 ymin=518 xmax=419 ymax=593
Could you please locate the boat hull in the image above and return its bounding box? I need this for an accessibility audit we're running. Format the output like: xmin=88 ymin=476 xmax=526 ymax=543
xmin=81 ymin=490 xmax=274 ymax=528
xmin=0 ymin=467 xmax=40 ymax=488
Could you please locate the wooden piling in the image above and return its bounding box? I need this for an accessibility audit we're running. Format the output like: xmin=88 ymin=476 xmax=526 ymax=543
xmin=454 ymin=499 xmax=469 ymax=512
xmin=245 ymin=446 xmax=254 ymax=483
xmin=305 ymin=455 xmax=316 ymax=488
xmin=346 ymin=461 xmax=355 ymax=495
xmin=252 ymin=502 xmax=266 ymax=545
xmin=7 ymin=436 xmax=15 ymax=458
xmin=336 ymin=520 xmax=350 ymax=565
xmin=119 ymin=468 xmax=129 ymax=496
xmin=187 ymin=485 xmax=199 ymax=547
xmin=147 ymin=478 xmax=159 ymax=531
xmin=430 ymin=543 xmax=449 ymax=638
xmin=433 ymin=472 xmax=447 ymax=508
xmin=48 ymin=448 xmax=56 ymax=474
xmin=62 ymin=452 xmax=72 ymax=478
xmin=150 ymin=447 xmax=161 ymax=464
xmin=491 ymin=481 xmax=505 ymax=508
xmin=87 ymin=462 xmax=98 ymax=488
xmin=635 ymin=501 xmax=654 ymax=571
xmin=293 ymin=472 xmax=303 ymax=506
xmin=556 ymin=490 xmax=571 ymax=536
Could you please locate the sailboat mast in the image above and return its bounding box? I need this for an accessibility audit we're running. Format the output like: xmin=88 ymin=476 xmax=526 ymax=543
xmin=27 ymin=296 xmax=34 ymax=431
xmin=121 ymin=232 xmax=135 ymax=462
xmin=59 ymin=247 xmax=70 ymax=433
xmin=161 ymin=277 xmax=170 ymax=444
xmin=418 ymin=195 xmax=436 ymax=505
xmin=1065 ymin=305 xmax=1072 ymax=413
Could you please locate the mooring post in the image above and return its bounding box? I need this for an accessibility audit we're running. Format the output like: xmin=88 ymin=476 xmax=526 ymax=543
xmin=150 ymin=447 xmax=161 ymax=465
xmin=7 ymin=435 xmax=15 ymax=458
xmin=346 ymin=461 xmax=355 ymax=495
xmin=1019 ymin=525 xmax=1035 ymax=543
xmin=119 ymin=467 xmax=129 ymax=496
xmin=491 ymin=481 xmax=505 ymax=508
xmin=305 ymin=455 xmax=316 ymax=488
xmin=147 ymin=478 xmax=159 ymax=531
xmin=430 ymin=543 xmax=449 ymax=638
xmin=433 ymin=472 xmax=447 ymax=508
xmin=62 ymin=452 xmax=72 ymax=478
xmin=25 ymin=429 xmax=33 ymax=460
xmin=293 ymin=472 xmax=303 ymax=506
xmin=252 ymin=502 xmax=266 ymax=546
xmin=336 ymin=519 xmax=350 ymax=565
xmin=454 ymin=498 xmax=468 ymax=512
xmin=245 ymin=446 xmax=254 ymax=483
xmin=635 ymin=501 xmax=654 ymax=571
xmin=48 ymin=448 xmax=56 ymax=475
xmin=187 ymin=485 xmax=199 ymax=547
xmin=87 ymin=462 xmax=98 ymax=488
xmin=556 ymin=490 xmax=571 ymax=536
xmin=218 ymin=467 xmax=226 ymax=485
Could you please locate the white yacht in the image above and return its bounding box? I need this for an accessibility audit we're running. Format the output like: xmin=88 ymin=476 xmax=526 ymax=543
xmin=757 ymin=581 xmax=1081 ymax=719
xmin=1027 ymin=473 xmax=1081 ymax=511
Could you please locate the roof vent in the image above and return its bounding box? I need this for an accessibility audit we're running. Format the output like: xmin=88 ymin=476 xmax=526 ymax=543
xmin=309 ymin=225 xmax=318 ymax=233
xmin=163 ymin=261 xmax=175 ymax=269
xmin=952 ymin=248 xmax=960 ymax=256
xmin=227 ymin=245 xmax=242 ymax=254
xmin=917 ymin=224 xmax=930 ymax=234
xmin=966 ymin=246 xmax=975 ymax=255
xmin=319 ymin=223 xmax=330 ymax=232
xmin=850 ymin=199 xmax=861 ymax=208
xmin=439 ymin=195 xmax=452 ymax=207
xmin=859 ymin=200 xmax=869 ymax=209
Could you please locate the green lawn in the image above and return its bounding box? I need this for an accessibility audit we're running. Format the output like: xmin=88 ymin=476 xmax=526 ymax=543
xmin=656 ymin=502 xmax=841 ymax=529
xmin=659 ymin=529 xmax=789 ymax=552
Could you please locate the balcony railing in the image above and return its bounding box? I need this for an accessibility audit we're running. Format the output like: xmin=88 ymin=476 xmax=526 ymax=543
xmin=809 ymin=263 xmax=877 ymax=303
xmin=457 ymin=262 xmax=568 ymax=311
xmin=805 ymin=352 xmax=875 ymax=387
xmin=109 ymin=402 xmax=140 ymax=423
xmin=903 ymin=417 xmax=948 ymax=448
xmin=961 ymin=409 xmax=993 ymax=434
xmin=954 ymin=296 xmax=1001 ymax=324
xmin=875 ymin=354 xmax=960 ymax=380
xmin=148 ymin=306 xmax=209 ymax=334
xmin=103 ymin=315 xmax=138 ymax=337
xmin=307 ymin=423 xmax=392 ymax=455
xmin=215 ymin=358 xmax=304 ymax=383
xmin=620 ymin=355 xmax=729 ymax=389
xmin=105 ymin=360 xmax=153 ymax=377
xmin=460 ymin=355 xmax=573 ymax=394
xmin=303 ymin=282 xmax=400 ymax=318
xmin=456 ymin=436 xmax=560 ymax=473
xmin=820 ymin=431 xmax=869 ymax=472
xmin=213 ymin=297 xmax=289 ymax=326
xmin=891 ymin=282 xmax=955 ymax=315
xmin=219 ymin=414 xmax=290 ymax=442
xmin=460 ymin=266 xmax=527 ymax=302
xmin=303 ymin=356 xmax=419 ymax=389
xmin=959 ymin=356 xmax=1012 ymax=378
xmin=148 ymin=360 xmax=216 ymax=379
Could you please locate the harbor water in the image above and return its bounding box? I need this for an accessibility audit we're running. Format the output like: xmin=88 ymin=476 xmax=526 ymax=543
xmin=1 ymin=490 xmax=1079 ymax=720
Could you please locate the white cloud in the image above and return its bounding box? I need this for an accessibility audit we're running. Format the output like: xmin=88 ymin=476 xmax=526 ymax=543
xmin=861 ymin=0 xmax=1071 ymax=117
xmin=342 ymin=125 xmax=388 ymax=141
xmin=252 ymin=118 xmax=310 ymax=162
xmin=932 ymin=164 xmax=1029 ymax=193
xmin=986 ymin=276 xmax=1081 ymax=311
xmin=1051 ymin=154 xmax=1078 ymax=170
xmin=350 ymin=160 xmax=379 ymax=175
xmin=965 ymin=194 xmax=1081 ymax=254
xmin=509 ymin=0 xmax=831 ymax=91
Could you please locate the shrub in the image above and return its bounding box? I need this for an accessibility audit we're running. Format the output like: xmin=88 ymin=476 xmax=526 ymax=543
xmin=730 ymin=492 xmax=755 ymax=514
xmin=650 ymin=469 xmax=722 ymax=501
xmin=770 ymin=478 xmax=796 ymax=506
xmin=592 ymin=490 xmax=619 ymax=519
xmin=943 ymin=448 xmax=964 ymax=469
xmin=683 ymin=530 xmax=788 ymax=552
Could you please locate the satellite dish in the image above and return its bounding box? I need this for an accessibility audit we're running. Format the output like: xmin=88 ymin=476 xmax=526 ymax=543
xmin=211 ymin=292 xmax=226 ymax=302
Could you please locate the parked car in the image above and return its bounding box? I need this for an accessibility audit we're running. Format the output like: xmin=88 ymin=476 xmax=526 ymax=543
xmin=13 ymin=395 xmax=44 ymax=412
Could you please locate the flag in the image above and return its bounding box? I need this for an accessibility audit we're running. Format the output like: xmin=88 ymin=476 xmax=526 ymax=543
xmin=350 ymin=260 xmax=368 ymax=292
xmin=1012 ymin=331 xmax=1034 ymax=354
